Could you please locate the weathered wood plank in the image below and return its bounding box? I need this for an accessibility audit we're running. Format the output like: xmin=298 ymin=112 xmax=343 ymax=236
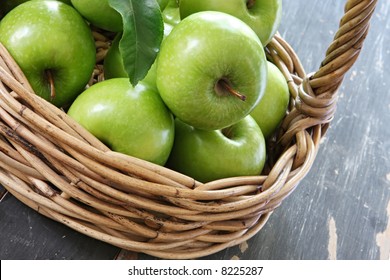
xmin=0 ymin=186 xmax=7 ymax=202
xmin=0 ymin=193 xmax=119 ymax=259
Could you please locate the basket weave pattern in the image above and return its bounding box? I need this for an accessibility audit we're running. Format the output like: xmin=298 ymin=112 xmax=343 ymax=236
xmin=0 ymin=0 xmax=377 ymax=259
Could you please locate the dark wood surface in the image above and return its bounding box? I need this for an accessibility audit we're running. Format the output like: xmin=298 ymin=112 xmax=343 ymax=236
xmin=1 ymin=0 xmax=389 ymax=260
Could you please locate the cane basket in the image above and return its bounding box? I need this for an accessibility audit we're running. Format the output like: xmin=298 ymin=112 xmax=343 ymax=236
xmin=0 ymin=0 xmax=378 ymax=259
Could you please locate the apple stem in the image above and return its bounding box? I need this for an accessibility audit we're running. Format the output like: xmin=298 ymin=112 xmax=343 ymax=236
xmin=218 ymin=79 xmax=247 ymax=101
xmin=45 ymin=70 xmax=56 ymax=101
xmin=246 ymin=0 xmax=256 ymax=9
xmin=222 ymin=126 xmax=234 ymax=139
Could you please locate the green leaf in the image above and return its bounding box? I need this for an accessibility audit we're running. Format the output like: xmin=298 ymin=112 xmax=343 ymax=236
xmin=108 ymin=0 xmax=164 ymax=86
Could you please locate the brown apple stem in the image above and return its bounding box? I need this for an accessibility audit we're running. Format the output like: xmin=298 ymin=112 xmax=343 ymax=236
xmin=218 ymin=79 xmax=247 ymax=101
xmin=45 ymin=70 xmax=56 ymax=101
xmin=222 ymin=126 xmax=234 ymax=139
xmin=247 ymin=0 xmax=256 ymax=9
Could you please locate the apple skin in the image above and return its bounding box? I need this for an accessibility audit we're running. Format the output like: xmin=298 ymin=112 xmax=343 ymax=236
xmin=67 ymin=78 xmax=175 ymax=166
xmin=179 ymin=0 xmax=282 ymax=46
xmin=103 ymin=23 xmax=174 ymax=89
xmin=0 ymin=0 xmax=72 ymax=18
xmin=250 ymin=61 xmax=289 ymax=138
xmin=157 ymin=0 xmax=170 ymax=11
xmin=162 ymin=0 xmax=180 ymax=25
xmin=166 ymin=116 xmax=266 ymax=183
xmin=103 ymin=33 xmax=130 ymax=80
xmin=103 ymin=34 xmax=158 ymax=88
xmin=71 ymin=0 xmax=122 ymax=32
xmin=156 ymin=11 xmax=267 ymax=131
xmin=0 ymin=0 xmax=96 ymax=108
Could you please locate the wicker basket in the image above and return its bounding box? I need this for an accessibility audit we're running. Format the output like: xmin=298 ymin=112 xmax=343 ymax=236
xmin=0 ymin=0 xmax=377 ymax=259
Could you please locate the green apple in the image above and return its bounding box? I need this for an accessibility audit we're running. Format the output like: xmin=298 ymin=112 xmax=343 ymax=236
xmin=67 ymin=78 xmax=175 ymax=166
xmin=103 ymin=23 xmax=174 ymax=88
xmin=156 ymin=11 xmax=267 ymax=130
xmin=103 ymin=34 xmax=158 ymax=87
xmin=0 ymin=0 xmax=72 ymax=19
xmin=166 ymin=116 xmax=266 ymax=183
xmin=179 ymin=0 xmax=282 ymax=46
xmin=70 ymin=0 xmax=122 ymax=32
xmin=250 ymin=61 xmax=289 ymax=138
xmin=157 ymin=0 xmax=170 ymax=11
xmin=103 ymin=33 xmax=130 ymax=80
xmin=0 ymin=0 xmax=96 ymax=108
xmin=0 ymin=0 xmax=34 ymax=17
xmin=162 ymin=0 xmax=180 ymax=25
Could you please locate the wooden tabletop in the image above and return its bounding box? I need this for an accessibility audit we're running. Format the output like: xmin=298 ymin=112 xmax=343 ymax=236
xmin=1 ymin=0 xmax=389 ymax=260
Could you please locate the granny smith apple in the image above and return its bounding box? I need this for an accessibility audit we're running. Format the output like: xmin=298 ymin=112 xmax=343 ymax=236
xmin=0 ymin=0 xmax=34 ymax=17
xmin=0 ymin=0 xmax=96 ymax=108
xmin=67 ymin=78 xmax=175 ymax=166
xmin=0 ymin=0 xmax=72 ymax=19
xmin=179 ymin=0 xmax=282 ymax=46
xmin=103 ymin=33 xmax=128 ymax=80
xmin=156 ymin=11 xmax=267 ymax=130
xmin=162 ymin=0 xmax=180 ymax=25
xmin=71 ymin=0 xmax=122 ymax=32
xmin=166 ymin=116 xmax=266 ymax=183
xmin=157 ymin=0 xmax=170 ymax=11
xmin=103 ymin=33 xmax=159 ymax=88
xmin=250 ymin=61 xmax=289 ymax=138
xmin=103 ymin=23 xmax=174 ymax=88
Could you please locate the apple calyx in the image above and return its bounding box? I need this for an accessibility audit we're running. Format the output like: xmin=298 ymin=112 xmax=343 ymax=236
xmin=45 ymin=69 xmax=56 ymax=101
xmin=246 ymin=0 xmax=256 ymax=9
xmin=215 ymin=78 xmax=247 ymax=101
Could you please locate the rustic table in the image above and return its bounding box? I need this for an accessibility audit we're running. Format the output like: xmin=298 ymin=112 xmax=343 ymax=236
xmin=1 ymin=0 xmax=389 ymax=260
